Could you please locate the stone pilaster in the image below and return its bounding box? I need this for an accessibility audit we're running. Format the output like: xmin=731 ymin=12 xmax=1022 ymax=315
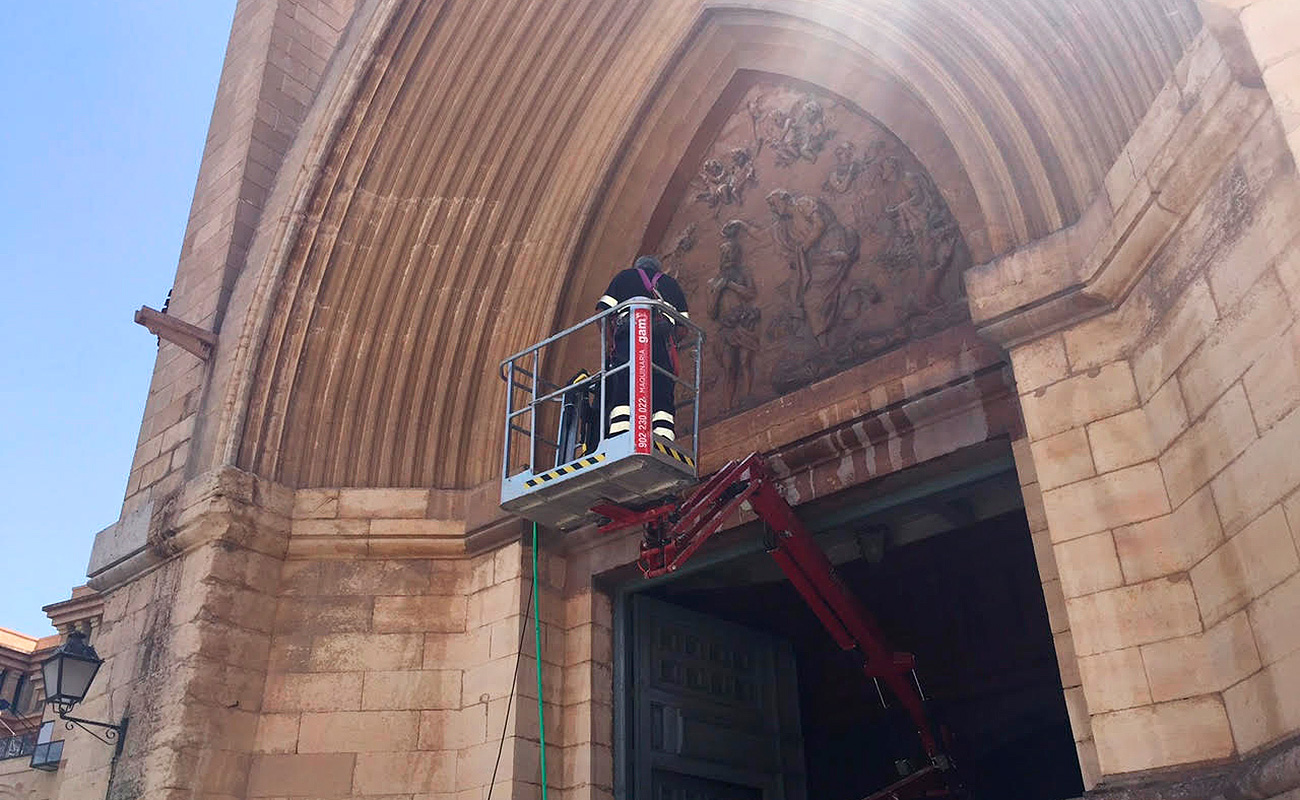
xmin=73 ymin=469 xmax=293 ymax=800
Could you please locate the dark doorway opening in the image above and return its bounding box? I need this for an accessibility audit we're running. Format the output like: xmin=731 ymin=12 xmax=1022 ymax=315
xmin=623 ymin=451 xmax=1084 ymax=800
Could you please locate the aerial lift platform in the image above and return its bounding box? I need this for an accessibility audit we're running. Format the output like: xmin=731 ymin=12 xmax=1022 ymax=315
xmin=499 ymin=299 xmax=964 ymax=800
xmin=499 ymin=299 xmax=703 ymax=531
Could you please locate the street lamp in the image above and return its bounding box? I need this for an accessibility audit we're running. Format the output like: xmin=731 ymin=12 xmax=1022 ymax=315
xmin=39 ymin=631 xmax=127 ymax=755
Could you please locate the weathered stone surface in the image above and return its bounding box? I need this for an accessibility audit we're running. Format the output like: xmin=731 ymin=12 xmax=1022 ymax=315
xmin=1132 ymin=278 xmax=1219 ymax=402
xmin=253 ymin=713 xmax=300 ymax=754
xmin=292 ymin=517 xmax=369 ymax=537
xmin=425 ymin=627 xmax=492 ymax=670
xmin=1010 ymin=335 xmax=1070 ymax=394
xmin=362 ymin=669 xmax=462 ymax=711
xmin=1141 ymin=610 xmax=1262 ymax=702
xmin=1021 ymin=363 xmax=1140 ymax=442
xmin=1011 ymin=436 xmax=1038 ymax=486
xmin=1043 ymin=579 xmax=1070 ymax=635
xmin=1213 ymin=404 xmax=1300 ymax=534
xmin=276 ymin=595 xmax=374 ymax=633
xmin=1179 ymin=272 xmax=1293 ymax=418
xmin=1224 ymin=646 xmax=1300 ymax=753
xmin=353 ymin=750 xmax=456 ymax=794
xmin=1093 ymin=697 xmax=1235 ymax=775
xmin=1067 ymin=577 xmax=1202 ymax=655
xmin=1078 ymin=647 xmax=1152 ymax=713
xmin=86 ymin=499 xmax=152 ymax=578
xmin=1144 ymin=376 xmax=1190 ymax=453
xmin=297 ymin=710 xmax=420 ymax=752
xmin=1031 ymin=427 xmax=1096 ymax=491
xmin=293 ymin=488 xmax=339 ymax=519
xmin=1192 ymin=505 xmax=1300 ymax=626
xmin=374 ymin=595 xmax=469 ymax=633
xmin=1031 ymin=529 xmax=1059 ymax=582
xmin=1160 ymin=382 xmax=1257 ymax=507
xmin=1114 ymin=487 xmax=1224 ymax=584
xmin=1042 ymin=462 xmax=1171 ymax=543
xmin=1055 ymin=531 xmax=1124 ymax=598
xmin=1243 ymin=322 xmax=1300 ymax=432
xmin=420 ymin=707 xmax=491 ymax=751
xmin=319 ymin=560 xmax=433 ymax=596
xmin=1088 ymin=408 xmax=1158 ymax=475
xmin=338 ymin=488 xmax=429 ymax=519
xmin=309 ymin=632 xmax=425 ymax=672
xmin=462 ymin=656 xmax=522 ymax=706
xmin=1249 ymin=570 xmax=1300 ymax=665
xmin=246 ymin=752 xmax=356 ymax=797
xmin=264 ymin=672 xmax=364 ymax=712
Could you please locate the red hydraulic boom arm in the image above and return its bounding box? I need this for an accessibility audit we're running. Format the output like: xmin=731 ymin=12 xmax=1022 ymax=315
xmin=594 ymin=452 xmax=959 ymax=796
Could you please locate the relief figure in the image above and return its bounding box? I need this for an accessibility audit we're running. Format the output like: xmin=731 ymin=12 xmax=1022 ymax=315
xmin=708 ymin=220 xmax=762 ymax=407
xmin=660 ymin=223 xmax=698 ymax=277
xmin=654 ymin=80 xmax=971 ymax=421
xmin=885 ymin=169 xmax=960 ymax=308
xmin=823 ymin=141 xmax=871 ymax=194
xmin=770 ymin=96 xmax=835 ymax=167
xmin=694 ymin=148 xmax=758 ymax=214
xmin=886 ymin=169 xmax=938 ymax=246
xmin=767 ymin=189 xmax=861 ymax=346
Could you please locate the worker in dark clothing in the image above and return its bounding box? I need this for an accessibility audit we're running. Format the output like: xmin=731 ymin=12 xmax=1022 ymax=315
xmin=597 ymin=255 xmax=689 ymax=441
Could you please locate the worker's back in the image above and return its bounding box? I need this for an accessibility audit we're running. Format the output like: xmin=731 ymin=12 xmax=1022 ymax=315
xmin=597 ymin=256 xmax=689 ymax=319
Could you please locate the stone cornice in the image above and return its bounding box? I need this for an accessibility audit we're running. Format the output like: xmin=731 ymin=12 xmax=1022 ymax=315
xmin=87 ymin=466 xmax=293 ymax=592
xmin=965 ymin=37 xmax=1271 ymax=349
xmin=556 ymin=359 xmax=1019 ymax=561
xmin=42 ymin=586 xmax=104 ymax=634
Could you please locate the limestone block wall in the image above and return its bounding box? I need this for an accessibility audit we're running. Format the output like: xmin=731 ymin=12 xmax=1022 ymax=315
xmin=990 ymin=44 xmax=1300 ymax=782
xmin=251 ymin=491 xmax=571 ymax=799
xmin=1202 ymin=0 xmax=1300 ymax=166
xmin=58 ymin=470 xmax=295 ymax=800
xmin=550 ymin=531 xmax=643 ymax=800
xmin=122 ymin=0 xmax=357 ymax=521
xmin=1011 ymin=437 xmax=1099 ymax=788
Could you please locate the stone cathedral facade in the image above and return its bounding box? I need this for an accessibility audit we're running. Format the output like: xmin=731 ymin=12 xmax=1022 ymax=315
xmin=4 ymin=1 xmax=1300 ymax=799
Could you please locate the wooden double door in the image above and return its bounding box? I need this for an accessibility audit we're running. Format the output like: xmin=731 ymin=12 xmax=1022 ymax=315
xmin=628 ymin=595 xmax=807 ymax=800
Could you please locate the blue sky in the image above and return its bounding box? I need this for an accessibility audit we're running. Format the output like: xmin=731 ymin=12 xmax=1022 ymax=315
xmin=0 ymin=3 xmax=236 ymax=635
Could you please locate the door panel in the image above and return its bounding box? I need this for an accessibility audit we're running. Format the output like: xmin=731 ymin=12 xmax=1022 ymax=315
xmin=632 ymin=594 xmax=806 ymax=800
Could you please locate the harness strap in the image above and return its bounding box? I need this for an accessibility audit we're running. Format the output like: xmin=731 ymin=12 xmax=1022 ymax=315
xmin=637 ymin=268 xmax=681 ymax=373
xmin=636 ymin=267 xmax=664 ymax=299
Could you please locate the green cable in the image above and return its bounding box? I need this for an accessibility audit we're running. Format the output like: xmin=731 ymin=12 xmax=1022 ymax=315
xmin=532 ymin=521 xmax=549 ymax=798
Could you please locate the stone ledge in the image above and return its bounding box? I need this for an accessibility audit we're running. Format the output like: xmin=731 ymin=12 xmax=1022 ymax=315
xmin=1088 ymin=728 xmax=1300 ymax=800
xmin=967 ymin=39 xmax=1272 ymax=349
xmin=87 ymin=466 xmax=293 ymax=592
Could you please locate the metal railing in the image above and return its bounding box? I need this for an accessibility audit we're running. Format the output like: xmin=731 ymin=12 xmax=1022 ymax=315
xmin=0 ymin=731 xmax=36 ymax=760
xmin=499 ymin=299 xmax=704 ymax=481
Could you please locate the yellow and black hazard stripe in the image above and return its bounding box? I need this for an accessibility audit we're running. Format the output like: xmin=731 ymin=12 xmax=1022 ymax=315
xmin=654 ymin=440 xmax=695 ymax=469
xmin=524 ymin=453 xmax=607 ymax=488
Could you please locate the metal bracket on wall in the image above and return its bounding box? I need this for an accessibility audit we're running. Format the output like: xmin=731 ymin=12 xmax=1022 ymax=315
xmin=134 ymin=306 xmax=216 ymax=360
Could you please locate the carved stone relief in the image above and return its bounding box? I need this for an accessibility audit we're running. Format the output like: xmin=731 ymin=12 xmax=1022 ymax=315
xmin=654 ymin=82 xmax=972 ymax=424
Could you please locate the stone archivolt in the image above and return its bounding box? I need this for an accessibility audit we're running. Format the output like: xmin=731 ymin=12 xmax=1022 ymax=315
xmin=217 ymin=0 xmax=1199 ymax=491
